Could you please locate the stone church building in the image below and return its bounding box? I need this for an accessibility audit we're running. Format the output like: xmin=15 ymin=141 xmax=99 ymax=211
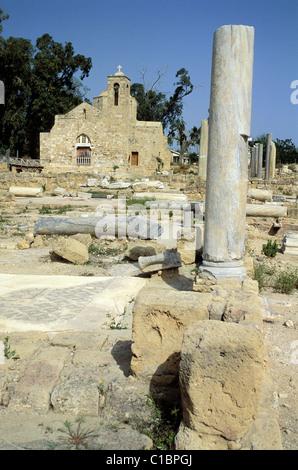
xmin=40 ymin=67 xmax=171 ymax=175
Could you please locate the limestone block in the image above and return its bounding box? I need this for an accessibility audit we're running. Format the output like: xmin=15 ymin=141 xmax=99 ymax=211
xmin=282 ymin=231 xmax=298 ymax=255
xmin=125 ymin=240 xmax=158 ymax=260
xmin=31 ymin=234 xmax=43 ymax=248
xmin=132 ymin=181 xmax=164 ymax=191
xmin=17 ymin=240 xmax=30 ymax=250
xmin=131 ymin=285 xmax=211 ymax=402
xmin=25 ymin=233 xmax=35 ymax=245
xmin=52 ymin=187 xmax=67 ymax=196
xmin=176 ymin=320 xmax=265 ymax=449
xmin=0 ymin=190 xmax=15 ymax=202
xmin=70 ymin=233 xmax=93 ymax=248
xmin=8 ymin=347 xmax=69 ymax=412
xmin=87 ymin=178 xmax=100 ymax=187
xmin=52 ymin=237 xmax=89 ymax=264
xmin=50 ymin=370 xmax=102 ymax=416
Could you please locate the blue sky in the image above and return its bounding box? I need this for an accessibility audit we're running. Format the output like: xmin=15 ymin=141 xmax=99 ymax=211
xmin=1 ymin=0 xmax=297 ymax=146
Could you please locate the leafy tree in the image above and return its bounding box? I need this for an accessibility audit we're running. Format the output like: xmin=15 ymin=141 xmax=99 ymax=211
xmin=0 ymin=36 xmax=34 ymax=154
xmin=0 ymin=9 xmax=9 ymax=34
xmin=0 ymin=14 xmax=92 ymax=158
xmin=27 ymin=33 xmax=92 ymax=157
xmin=250 ymin=134 xmax=298 ymax=165
xmin=275 ymin=138 xmax=298 ymax=165
xmin=170 ymin=119 xmax=200 ymax=163
xmin=131 ymin=68 xmax=199 ymax=162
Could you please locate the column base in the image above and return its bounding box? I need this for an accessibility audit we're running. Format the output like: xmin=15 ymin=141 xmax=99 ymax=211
xmin=199 ymin=260 xmax=247 ymax=280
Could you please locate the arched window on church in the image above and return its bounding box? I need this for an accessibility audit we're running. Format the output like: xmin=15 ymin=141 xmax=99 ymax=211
xmin=76 ymin=134 xmax=91 ymax=166
xmin=114 ymin=83 xmax=119 ymax=106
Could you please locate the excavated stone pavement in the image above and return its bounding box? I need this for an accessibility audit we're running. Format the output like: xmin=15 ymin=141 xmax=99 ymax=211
xmin=0 ymin=272 xmax=154 ymax=450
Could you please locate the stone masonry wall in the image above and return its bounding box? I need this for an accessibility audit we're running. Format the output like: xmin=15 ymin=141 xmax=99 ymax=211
xmin=40 ymin=71 xmax=171 ymax=176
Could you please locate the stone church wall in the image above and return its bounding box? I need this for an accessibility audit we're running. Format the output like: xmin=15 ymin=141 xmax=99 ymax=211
xmin=40 ymin=70 xmax=171 ymax=176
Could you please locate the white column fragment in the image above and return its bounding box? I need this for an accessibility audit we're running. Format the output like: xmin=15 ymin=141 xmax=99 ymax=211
xmin=198 ymin=119 xmax=208 ymax=179
xmin=200 ymin=25 xmax=254 ymax=279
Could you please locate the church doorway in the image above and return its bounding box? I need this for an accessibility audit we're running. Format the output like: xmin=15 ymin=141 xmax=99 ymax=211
xmin=131 ymin=151 xmax=139 ymax=166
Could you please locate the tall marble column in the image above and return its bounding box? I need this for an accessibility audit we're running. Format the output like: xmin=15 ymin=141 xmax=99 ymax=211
xmin=198 ymin=119 xmax=208 ymax=179
xmin=257 ymin=143 xmax=263 ymax=179
xmin=265 ymin=133 xmax=272 ymax=180
xmin=200 ymin=25 xmax=254 ymax=279
xmin=268 ymin=141 xmax=276 ymax=180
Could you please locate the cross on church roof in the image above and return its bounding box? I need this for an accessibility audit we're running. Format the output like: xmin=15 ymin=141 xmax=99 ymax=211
xmin=117 ymin=65 xmax=122 ymax=73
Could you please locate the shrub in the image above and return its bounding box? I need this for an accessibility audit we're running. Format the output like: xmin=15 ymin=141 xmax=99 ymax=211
xmin=262 ymin=239 xmax=278 ymax=257
xmin=274 ymin=270 xmax=298 ymax=294
xmin=253 ymin=262 xmax=276 ymax=290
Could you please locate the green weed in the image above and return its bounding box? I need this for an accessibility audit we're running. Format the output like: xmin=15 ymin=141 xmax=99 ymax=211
xmin=3 ymin=336 xmax=20 ymax=360
xmin=274 ymin=269 xmax=298 ymax=294
xmin=262 ymin=239 xmax=278 ymax=257
xmin=57 ymin=415 xmax=99 ymax=450
xmin=134 ymin=395 xmax=181 ymax=450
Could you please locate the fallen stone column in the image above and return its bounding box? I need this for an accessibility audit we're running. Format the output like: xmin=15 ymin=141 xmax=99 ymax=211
xmin=246 ymin=204 xmax=287 ymax=217
xmin=34 ymin=215 xmax=163 ymax=239
xmin=9 ymin=186 xmax=43 ymax=197
xmin=133 ymin=192 xmax=188 ymax=202
xmin=247 ymin=188 xmax=272 ymax=202
xmin=138 ymin=248 xmax=182 ymax=273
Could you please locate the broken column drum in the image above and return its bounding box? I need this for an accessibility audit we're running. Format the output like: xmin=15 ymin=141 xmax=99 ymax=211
xmin=200 ymin=25 xmax=254 ymax=279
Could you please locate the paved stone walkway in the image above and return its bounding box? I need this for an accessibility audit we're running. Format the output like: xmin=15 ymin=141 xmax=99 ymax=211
xmin=0 ymin=272 xmax=153 ymax=450
xmin=0 ymin=273 xmax=147 ymax=332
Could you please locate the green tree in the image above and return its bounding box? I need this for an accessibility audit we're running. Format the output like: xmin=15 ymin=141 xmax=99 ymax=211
xmin=275 ymin=138 xmax=298 ymax=165
xmin=26 ymin=33 xmax=92 ymax=157
xmin=0 ymin=36 xmax=34 ymax=154
xmin=0 ymin=14 xmax=92 ymax=158
xmin=131 ymin=68 xmax=198 ymax=162
xmin=0 ymin=9 xmax=9 ymax=34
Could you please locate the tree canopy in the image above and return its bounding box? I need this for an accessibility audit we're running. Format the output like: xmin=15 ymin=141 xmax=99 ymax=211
xmin=131 ymin=68 xmax=200 ymax=163
xmin=0 ymin=12 xmax=92 ymax=158
xmin=250 ymin=134 xmax=298 ymax=165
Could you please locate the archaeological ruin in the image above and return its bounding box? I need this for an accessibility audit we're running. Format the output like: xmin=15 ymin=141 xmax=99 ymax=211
xmin=0 ymin=25 xmax=297 ymax=452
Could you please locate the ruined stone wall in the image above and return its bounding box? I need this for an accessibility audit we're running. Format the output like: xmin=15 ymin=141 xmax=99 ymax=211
xmin=0 ymin=170 xmax=97 ymax=193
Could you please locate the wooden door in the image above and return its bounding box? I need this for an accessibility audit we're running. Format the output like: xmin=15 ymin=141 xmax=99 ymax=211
xmin=131 ymin=152 xmax=138 ymax=166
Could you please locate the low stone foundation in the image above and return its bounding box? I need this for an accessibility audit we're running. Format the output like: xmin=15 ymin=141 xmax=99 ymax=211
xmin=130 ymin=276 xmax=282 ymax=450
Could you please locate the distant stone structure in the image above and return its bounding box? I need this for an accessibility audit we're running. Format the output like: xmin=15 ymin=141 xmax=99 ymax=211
xmin=40 ymin=67 xmax=171 ymax=175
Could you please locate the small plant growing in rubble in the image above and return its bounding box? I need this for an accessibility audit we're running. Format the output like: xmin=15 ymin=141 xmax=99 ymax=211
xmin=58 ymin=415 xmax=99 ymax=450
xmin=133 ymin=395 xmax=182 ymax=450
xmin=104 ymin=313 xmax=127 ymax=330
xmin=262 ymin=239 xmax=278 ymax=257
xmin=39 ymin=205 xmax=52 ymax=215
xmin=274 ymin=269 xmax=298 ymax=294
xmin=3 ymin=336 xmax=20 ymax=360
